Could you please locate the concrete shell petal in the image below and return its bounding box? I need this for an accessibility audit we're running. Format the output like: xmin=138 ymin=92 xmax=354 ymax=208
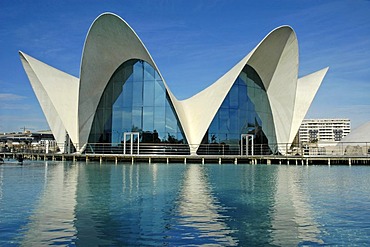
xmin=291 ymin=68 xmax=329 ymax=144
xmin=19 ymin=52 xmax=79 ymax=152
xmin=338 ymin=121 xmax=370 ymax=144
xmin=78 ymin=13 xmax=177 ymax=150
xmin=179 ymin=26 xmax=301 ymax=153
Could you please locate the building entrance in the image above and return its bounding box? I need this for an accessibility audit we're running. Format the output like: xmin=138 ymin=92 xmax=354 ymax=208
xmin=241 ymin=134 xmax=254 ymax=156
xmin=123 ymin=132 xmax=140 ymax=155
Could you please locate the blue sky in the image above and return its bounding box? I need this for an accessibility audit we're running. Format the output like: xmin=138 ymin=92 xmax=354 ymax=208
xmin=0 ymin=0 xmax=369 ymax=133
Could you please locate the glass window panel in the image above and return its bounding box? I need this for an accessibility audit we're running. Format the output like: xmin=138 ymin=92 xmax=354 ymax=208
xmin=143 ymin=79 xmax=155 ymax=106
xmin=209 ymin=114 xmax=219 ymax=133
xmin=219 ymin=109 xmax=229 ymax=132
xmin=122 ymin=107 xmax=132 ymax=132
xmin=103 ymin=110 xmax=112 ymax=138
xmin=132 ymin=107 xmax=142 ymax=131
xmin=154 ymin=80 xmax=166 ymax=107
xmin=144 ymin=62 xmax=155 ymax=80
xmin=133 ymin=61 xmax=143 ymax=82
xmin=154 ymin=106 xmax=165 ymax=134
xmin=122 ymin=80 xmax=133 ymax=108
xmin=165 ymin=103 xmax=177 ymax=133
xmin=229 ymin=85 xmax=238 ymax=108
xmin=229 ymin=109 xmax=238 ymax=133
xmin=143 ymin=107 xmax=154 ymax=131
xmin=132 ymin=80 xmax=143 ymax=106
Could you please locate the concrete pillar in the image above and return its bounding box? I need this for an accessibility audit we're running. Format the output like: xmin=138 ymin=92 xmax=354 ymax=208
xmin=202 ymin=158 xmax=204 ymax=164
xmin=149 ymin=157 xmax=151 ymax=164
xmin=167 ymin=158 xmax=169 ymax=164
xmin=115 ymin=157 xmax=117 ymax=165
xmin=184 ymin=158 xmax=187 ymax=164
xmin=100 ymin=156 xmax=102 ymax=164
xmin=234 ymin=158 xmax=237 ymax=165
xmin=349 ymin=158 xmax=351 ymax=166
xmin=328 ymin=158 xmax=330 ymax=166
xmin=219 ymin=158 xmax=221 ymax=165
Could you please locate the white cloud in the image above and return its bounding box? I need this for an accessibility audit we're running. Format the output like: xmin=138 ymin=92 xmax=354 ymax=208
xmin=0 ymin=93 xmax=26 ymax=101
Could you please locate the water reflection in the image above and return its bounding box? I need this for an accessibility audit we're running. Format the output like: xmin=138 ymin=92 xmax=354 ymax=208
xmin=21 ymin=162 xmax=78 ymax=246
xmin=272 ymin=166 xmax=323 ymax=245
xmin=173 ymin=164 xmax=237 ymax=245
xmin=0 ymin=166 xmax=3 ymax=201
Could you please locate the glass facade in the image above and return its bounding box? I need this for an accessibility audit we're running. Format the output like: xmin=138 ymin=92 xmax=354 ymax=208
xmin=198 ymin=65 xmax=277 ymax=154
xmin=88 ymin=60 xmax=187 ymax=147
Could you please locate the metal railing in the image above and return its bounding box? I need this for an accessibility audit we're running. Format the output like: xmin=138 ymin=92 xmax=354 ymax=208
xmin=2 ymin=142 xmax=370 ymax=156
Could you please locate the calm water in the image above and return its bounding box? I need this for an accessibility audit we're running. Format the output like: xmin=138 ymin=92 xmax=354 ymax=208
xmin=1 ymin=162 xmax=370 ymax=246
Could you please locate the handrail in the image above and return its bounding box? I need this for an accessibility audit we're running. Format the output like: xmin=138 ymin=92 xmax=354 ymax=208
xmin=2 ymin=141 xmax=370 ymax=156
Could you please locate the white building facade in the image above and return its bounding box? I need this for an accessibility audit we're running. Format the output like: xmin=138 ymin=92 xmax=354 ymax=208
xmin=298 ymin=119 xmax=350 ymax=144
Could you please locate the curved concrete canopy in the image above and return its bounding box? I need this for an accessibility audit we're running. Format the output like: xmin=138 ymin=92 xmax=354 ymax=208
xmin=178 ymin=25 xmax=327 ymax=154
xmin=78 ymin=13 xmax=173 ymax=149
xmin=19 ymin=52 xmax=79 ymax=153
xmin=338 ymin=121 xmax=370 ymax=144
xmin=20 ymin=12 xmax=328 ymax=154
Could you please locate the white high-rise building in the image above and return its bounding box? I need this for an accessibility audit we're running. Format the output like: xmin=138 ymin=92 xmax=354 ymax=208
xmin=298 ymin=119 xmax=350 ymax=144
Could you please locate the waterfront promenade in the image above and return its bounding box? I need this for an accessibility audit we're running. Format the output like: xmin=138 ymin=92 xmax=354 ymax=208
xmin=2 ymin=152 xmax=370 ymax=165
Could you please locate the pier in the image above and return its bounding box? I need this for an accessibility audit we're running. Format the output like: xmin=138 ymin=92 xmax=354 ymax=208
xmin=2 ymin=152 xmax=370 ymax=165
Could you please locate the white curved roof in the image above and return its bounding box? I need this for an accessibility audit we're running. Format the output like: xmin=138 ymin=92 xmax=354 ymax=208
xmin=19 ymin=52 xmax=79 ymax=153
xmin=20 ymin=13 xmax=328 ymax=154
xmin=338 ymin=121 xmax=370 ymax=144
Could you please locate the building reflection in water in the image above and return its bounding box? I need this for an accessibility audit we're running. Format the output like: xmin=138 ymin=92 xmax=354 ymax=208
xmin=0 ymin=166 xmax=3 ymax=201
xmin=20 ymin=162 xmax=78 ymax=246
xmin=173 ymin=164 xmax=237 ymax=246
xmin=12 ymin=162 xmax=303 ymax=246
xmin=272 ymin=166 xmax=323 ymax=246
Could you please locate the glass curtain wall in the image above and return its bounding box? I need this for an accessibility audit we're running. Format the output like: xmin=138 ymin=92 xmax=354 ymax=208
xmin=88 ymin=59 xmax=187 ymax=153
xmin=198 ymin=65 xmax=277 ymax=155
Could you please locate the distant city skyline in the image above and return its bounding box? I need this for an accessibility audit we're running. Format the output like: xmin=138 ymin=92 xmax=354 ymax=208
xmin=1 ymin=0 xmax=370 ymax=132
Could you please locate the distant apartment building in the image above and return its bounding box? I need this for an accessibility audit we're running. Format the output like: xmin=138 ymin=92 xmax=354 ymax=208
xmin=298 ymin=119 xmax=351 ymax=144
